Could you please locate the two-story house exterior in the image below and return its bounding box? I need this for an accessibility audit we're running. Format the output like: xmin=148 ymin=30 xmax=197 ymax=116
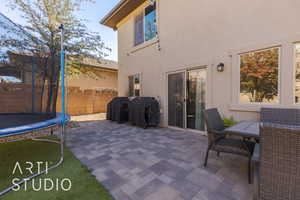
xmin=101 ymin=0 xmax=300 ymax=131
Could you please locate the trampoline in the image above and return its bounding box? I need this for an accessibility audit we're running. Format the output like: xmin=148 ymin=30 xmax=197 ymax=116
xmin=0 ymin=14 xmax=68 ymax=195
xmin=0 ymin=113 xmax=68 ymax=137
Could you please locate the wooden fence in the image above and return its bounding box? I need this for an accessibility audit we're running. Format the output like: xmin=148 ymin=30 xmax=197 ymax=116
xmin=0 ymin=83 xmax=117 ymax=115
xmin=57 ymin=87 xmax=117 ymax=115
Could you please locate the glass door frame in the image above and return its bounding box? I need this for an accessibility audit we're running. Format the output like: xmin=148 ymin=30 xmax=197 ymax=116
xmin=166 ymin=70 xmax=187 ymax=129
xmin=167 ymin=66 xmax=207 ymax=131
xmin=186 ymin=67 xmax=207 ymax=131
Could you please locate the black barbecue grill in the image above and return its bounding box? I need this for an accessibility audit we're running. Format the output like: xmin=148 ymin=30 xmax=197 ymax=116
xmin=107 ymin=97 xmax=160 ymax=128
xmin=107 ymin=97 xmax=130 ymax=123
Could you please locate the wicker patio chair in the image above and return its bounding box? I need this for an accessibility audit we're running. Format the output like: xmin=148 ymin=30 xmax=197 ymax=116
xmin=253 ymin=124 xmax=300 ymax=200
xmin=260 ymin=107 xmax=300 ymax=125
xmin=203 ymin=108 xmax=255 ymax=183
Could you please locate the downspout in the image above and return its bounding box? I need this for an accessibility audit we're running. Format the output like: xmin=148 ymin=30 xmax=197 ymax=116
xmin=155 ymin=0 xmax=161 ymax=51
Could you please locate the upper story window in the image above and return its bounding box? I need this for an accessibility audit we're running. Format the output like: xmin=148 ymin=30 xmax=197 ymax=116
xmin=239 ymin=47 xmax=280 ymax=103
xmin=134 ymin=2 xmax=157 ymax=46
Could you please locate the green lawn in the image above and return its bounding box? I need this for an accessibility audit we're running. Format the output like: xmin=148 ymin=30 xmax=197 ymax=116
xmin=0 ymin=137 xmax=113 ymax=200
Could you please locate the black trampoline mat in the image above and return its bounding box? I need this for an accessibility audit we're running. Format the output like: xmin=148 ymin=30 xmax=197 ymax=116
xmin=0 ymin=113 xmax=56 ymax=129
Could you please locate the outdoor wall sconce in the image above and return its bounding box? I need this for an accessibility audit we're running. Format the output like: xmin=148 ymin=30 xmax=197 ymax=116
xmin=217 ymin=63 xmax=225 ymax=72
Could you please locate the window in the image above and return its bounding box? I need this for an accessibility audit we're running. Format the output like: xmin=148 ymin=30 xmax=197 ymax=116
xmin=144 ymin=3 xmax=157 ymax=41
xmin=134 ymin=2 xmax=157 ymax=46
xmin=0 ymin=76 xmax=22 ymax=83
xmin=295 ymin=43 xmax=300 ymax=103
xmin=129 ymin=74 xmax=141 ymax=96
xmin=239 ymin=47 xmax=280 ymax=103
xmin=134 ymin=13 xmax=144 ymax=46
xmin=0 ymin=67 xmax=22 ymax=83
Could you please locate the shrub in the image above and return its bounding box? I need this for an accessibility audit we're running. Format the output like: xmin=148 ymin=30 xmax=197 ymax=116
xmin=223 ymin=117 xmax=236 ymax=127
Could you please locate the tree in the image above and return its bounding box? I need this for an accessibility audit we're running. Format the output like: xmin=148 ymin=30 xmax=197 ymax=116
xmin=240 ymin=48 xmax=279 ymax=102
xmin=0 ymin=0 xmax=110 ymax=112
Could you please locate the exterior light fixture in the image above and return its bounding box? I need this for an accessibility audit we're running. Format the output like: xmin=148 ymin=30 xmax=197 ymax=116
xmin=217 ymin=63 xmax=225 ymax=72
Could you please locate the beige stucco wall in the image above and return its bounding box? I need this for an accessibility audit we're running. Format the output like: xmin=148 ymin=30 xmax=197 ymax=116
xmin=116 ymin=0 xmax=300 ymax=127
xmin=67 ymin=67 xmax=118 ymax=91
xmin=63 ymin=66 xmax=118 ymax=115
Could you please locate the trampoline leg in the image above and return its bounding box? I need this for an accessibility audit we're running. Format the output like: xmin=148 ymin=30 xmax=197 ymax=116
xmin=0 ymin=125 xmax=65 ymax=196
xmin=60 ymin=124 xmax=65 ymax=158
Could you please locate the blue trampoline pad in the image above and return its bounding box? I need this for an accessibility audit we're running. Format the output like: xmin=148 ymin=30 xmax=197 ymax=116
xmin=0 ymin=113 xmax=69 ymax=137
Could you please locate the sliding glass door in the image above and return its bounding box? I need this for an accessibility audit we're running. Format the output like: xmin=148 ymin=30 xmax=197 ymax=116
xmin=186 ymin=69 xmax=206 ymax=131
xmin=168 ymin=72 xmax=185 ymax=128
xmin=168 ymin=68 xmax=207 ymax=131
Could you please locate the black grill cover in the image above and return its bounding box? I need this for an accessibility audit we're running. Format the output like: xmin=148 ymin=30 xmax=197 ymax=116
xmin=106 ymin=98 xmax=117 ymax=120
xmin=129 ymin=97 xmax=160 ymax=128
xmin=107 ymin=97 xmax=130 ymax=123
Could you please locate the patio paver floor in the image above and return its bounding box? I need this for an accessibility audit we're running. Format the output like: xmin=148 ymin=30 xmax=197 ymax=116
xmin=67 ymin=120 xmax=253 ymax=200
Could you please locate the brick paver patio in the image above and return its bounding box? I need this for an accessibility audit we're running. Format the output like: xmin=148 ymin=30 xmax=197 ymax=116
xmin=67 ymin=120 xmax=253 ymax=200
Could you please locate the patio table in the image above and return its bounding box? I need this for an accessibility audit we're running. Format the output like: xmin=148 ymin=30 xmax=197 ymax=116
xmin=224 ymin=121 xmax=260 ymax=140
xmin=225 ymin=121 xmax=261 ymax=172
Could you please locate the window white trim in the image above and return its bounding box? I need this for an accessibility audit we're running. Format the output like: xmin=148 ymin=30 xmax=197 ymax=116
xmin=128 ymin=73 xmax=142 ymax=97
xmin=131 ymin=37 xmax=158 ymax=54
xmin=133 ymin=1 xmax=157 ymax=48
xmin=237 ymin=46 xmax=281 ymax=105
xmin=294 ymin=42 xmax=300 ymax=104
xmin=229 ymin=36 xmax=300 ymax=112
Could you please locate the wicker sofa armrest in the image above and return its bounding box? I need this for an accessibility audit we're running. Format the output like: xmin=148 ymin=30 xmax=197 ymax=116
xmin=260 ymin=107 xmax=300 ymax=125
xmin=257 ymin=124 xmax=300 ymax=199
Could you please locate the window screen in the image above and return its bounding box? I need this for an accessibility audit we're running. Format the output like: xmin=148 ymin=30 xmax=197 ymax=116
xmin=134 ymin=13 xmax=144 ymax=46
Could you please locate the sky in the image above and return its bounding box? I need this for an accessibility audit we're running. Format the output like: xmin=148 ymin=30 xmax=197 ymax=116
xmin=0 ymin=0 xmax=120 ymax=61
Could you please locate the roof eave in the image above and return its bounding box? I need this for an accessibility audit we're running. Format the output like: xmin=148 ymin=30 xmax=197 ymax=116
xmin=100 ymin=0 xmax=128 ymax=29
xmin=100 ymin=0 xmax=146 ymax=29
